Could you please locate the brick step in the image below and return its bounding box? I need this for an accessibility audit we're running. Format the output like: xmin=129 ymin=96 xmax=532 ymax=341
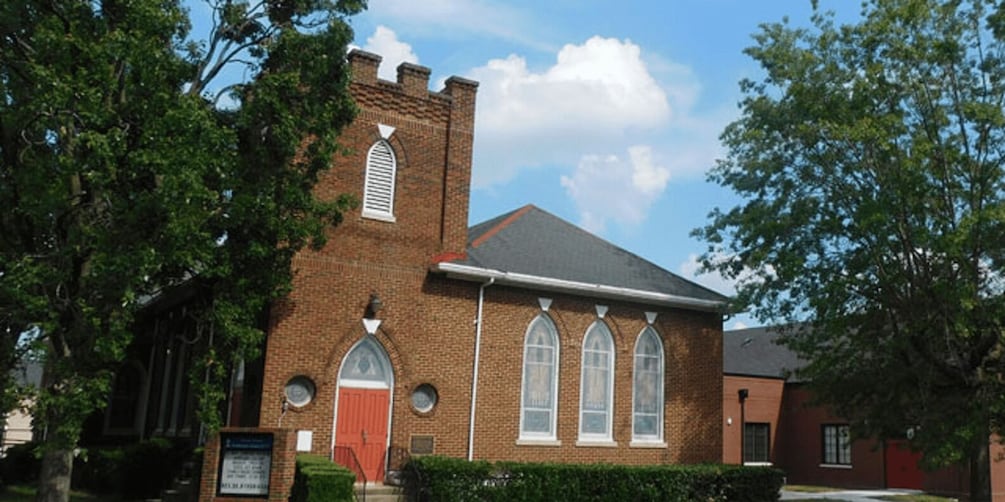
xmin=356 ymin=483 xmax=404 ymax=502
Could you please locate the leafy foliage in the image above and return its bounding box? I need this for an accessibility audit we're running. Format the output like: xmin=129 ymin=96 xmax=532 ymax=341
xmin=403 ymin=456 xmax=783 ymax=502
xmin=291 ymin=455 xmax=355 ymax=502
xmin=695 ymin=0 xmax=1005 ymax=498
xmin=0 ymin=0 xmax=361 ymax=497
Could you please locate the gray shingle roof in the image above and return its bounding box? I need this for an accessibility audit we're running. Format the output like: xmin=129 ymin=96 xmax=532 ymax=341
xmin=723 ymin=326 xmax=807 ymax=381
xmin=450 ymin=205 xmax=727 ymax=305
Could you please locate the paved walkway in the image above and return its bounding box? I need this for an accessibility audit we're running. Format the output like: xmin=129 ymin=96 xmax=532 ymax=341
xmin=780 ymin=488 xmax=940 ymax=501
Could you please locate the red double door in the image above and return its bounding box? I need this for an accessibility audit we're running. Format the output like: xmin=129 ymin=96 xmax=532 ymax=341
xmin=334 ymin=388 xmax=390 ymax=483
xmin=885 ymin=440 xmax=924 ymax=490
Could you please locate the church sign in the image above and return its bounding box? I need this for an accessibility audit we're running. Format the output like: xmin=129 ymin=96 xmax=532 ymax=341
xmin=217 ymin=433 xmax=273 ymax=497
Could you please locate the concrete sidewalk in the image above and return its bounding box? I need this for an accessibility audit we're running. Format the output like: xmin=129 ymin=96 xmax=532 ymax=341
xmin=780 ymin=488 xmax=945 ymax=501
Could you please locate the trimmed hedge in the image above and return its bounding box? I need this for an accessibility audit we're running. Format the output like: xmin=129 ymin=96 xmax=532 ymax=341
xmin=0 ymin=442 xmax=40 ymax=486
xmin=291 ymin=454 xmax=356 ymax=502
xmin=72 ymin=438 xmax=192 ymax=499
xmin=404 ymin=456 xmax=784 ymax=502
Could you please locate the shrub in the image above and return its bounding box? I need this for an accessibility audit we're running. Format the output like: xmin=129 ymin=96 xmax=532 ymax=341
xmin=119 ymin=437 xmax=183 ymax=499
xmin=291 ymin=454 xmax=355 ymax=502
xmin=404 ymin=456 xmax=785 ymax=502
xmin=72 ymin=438 xmax=191 ymax=499
xmin=0 ymin=442 xmax=40 ymax=485
xmin=73 ymin=447 xmax=125 ymax=494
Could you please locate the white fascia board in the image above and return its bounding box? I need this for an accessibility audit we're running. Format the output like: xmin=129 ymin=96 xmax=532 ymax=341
xmin=433 ymin=262 xmax=726 ymax=312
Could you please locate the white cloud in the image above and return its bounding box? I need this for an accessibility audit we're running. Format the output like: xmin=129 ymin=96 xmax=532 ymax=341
xmin=560 ymin=145 xmax=670 ymax=233
xmin=679 ymin=253 xmax=740 ymax=297
xmin=629 ymin=146 xmax=670 ymax=196
xmin=469 ymin=36 xmax=671 ymax=187
xmin=727 ymin=320 xmax=749 ymax=330
xmin=353 ymin=26 xmax=420 ymax=81
xmin=678 ymin=252 xmax=776 ymax=298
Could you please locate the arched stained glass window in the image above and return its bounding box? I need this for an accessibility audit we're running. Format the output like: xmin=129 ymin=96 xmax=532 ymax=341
xmin=340 ymin=336 xmax=392 ymax=388
xmin=520 ymin=315 xmax=559 ymax=439
xmin=105 ymin=361 xmax=145 ymax=433
xmin=579 ymin=321 xmax=614 ymax=440
xmin=633 ymin=326 xmax=664 ymax=442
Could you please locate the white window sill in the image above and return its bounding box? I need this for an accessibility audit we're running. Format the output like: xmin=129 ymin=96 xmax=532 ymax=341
xmin=516 ymin=439 xmax=562 ymax=447
xmin=362 ymin=210 xmax=396 ymax=223
xmin=743 ymin=462 xmax=773 ymax=467
xmin=629 ymin=441 xmax=667 ymax=449
xmin=819 ymin=463 xmax=853 ymax=469
xmin=575 ymin=440 xmax=618 ymax=448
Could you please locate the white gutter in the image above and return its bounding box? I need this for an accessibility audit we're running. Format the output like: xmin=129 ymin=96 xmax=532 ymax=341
xmin=467 ymin=277 xmax=494 ymax=461
xmin=434 ymin=262 xmax=725 ymax=312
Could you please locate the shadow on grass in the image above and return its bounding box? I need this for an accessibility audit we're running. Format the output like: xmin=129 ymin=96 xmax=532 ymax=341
xmin=0 ymin=484 xmax=121 ymax=502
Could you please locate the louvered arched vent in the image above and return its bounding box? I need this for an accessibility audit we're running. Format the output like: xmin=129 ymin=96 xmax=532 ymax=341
xmin=362 ymin=140 xmax=397 ymax=221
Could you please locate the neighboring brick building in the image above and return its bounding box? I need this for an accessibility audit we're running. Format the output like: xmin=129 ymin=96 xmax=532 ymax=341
xmin=723 ymin=326 xmax=1005 ymax=500
xmin=258 ymin=49 xmax=728 ymax=483
xmin=1 ymin=361 xmax=41 ymax=455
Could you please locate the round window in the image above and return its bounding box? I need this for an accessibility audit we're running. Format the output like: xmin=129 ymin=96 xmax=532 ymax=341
xmin=411 ymin=384 xmax=438 ymax=413
xmin=284 ymin=376 xmax=316 ymax=408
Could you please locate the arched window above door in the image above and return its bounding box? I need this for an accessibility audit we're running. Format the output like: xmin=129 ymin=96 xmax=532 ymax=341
xmin=339 ymin=336 xmax=392 ymax=388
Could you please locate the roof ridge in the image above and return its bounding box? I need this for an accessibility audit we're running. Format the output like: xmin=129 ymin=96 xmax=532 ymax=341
xmin=470 ymin=204 xmax=535 ymax=249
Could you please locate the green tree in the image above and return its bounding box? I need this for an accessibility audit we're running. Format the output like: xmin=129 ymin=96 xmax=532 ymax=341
xmin=0 ymin=0 xmax=362 ymax=499
xmin=695 ymin=1 xmax=1005 ymax=499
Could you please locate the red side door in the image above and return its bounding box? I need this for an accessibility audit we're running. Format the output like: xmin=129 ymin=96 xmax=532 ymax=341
xmin=886 ymin=440 xmax=924 ymax=489
xmin=335 ymin=388 xmax=390 ymax=482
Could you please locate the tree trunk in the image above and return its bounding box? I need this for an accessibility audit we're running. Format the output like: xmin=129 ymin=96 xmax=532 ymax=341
xmin=970 ymin=437 xmax=992 ymax=502
xmin=36 ymin=442 xmax=73 ymax=502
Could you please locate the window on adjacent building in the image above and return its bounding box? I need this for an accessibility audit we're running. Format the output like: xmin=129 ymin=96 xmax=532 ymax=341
xmin=744 ymin=422 xmax=771 ymax=463
xmin=520 ymin=315 xmax=559 ymax=439
xmin=362 ymin=140 xmax=396 ymax=221
xmin=579 ymin=321 xmax=614 ymax=441
xmin=822 ymin=424 xmax=851 ymax=465
xmin=104 ymin=361 xmax=145 ymax=434
xmin=633 ymin=327 xmax=664 ymax=442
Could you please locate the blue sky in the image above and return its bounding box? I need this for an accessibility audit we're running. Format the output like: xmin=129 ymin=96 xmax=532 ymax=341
xmin=343 ymin=1 xmax=859 ymax=329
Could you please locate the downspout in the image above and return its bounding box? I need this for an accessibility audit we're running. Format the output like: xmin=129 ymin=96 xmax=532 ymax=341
xmin=467 ymin=278 xmax=495 ymax=461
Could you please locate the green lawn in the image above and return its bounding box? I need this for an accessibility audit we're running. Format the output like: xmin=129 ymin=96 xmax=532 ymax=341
xmin=0 ymin=484 xmax=120 ymax=502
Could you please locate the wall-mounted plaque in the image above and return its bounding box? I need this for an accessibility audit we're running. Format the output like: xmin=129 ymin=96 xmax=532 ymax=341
xmin=410 ymin=434 xmax=435 ymax=455
xmin=218 ymin=433 xmax=273 ymax=497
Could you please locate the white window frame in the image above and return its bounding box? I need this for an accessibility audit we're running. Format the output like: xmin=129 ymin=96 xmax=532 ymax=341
xmin=631 ymin=326 xmax=664 ymax=445
xmin=578 ymin=321 xmax=614 ymax=442
xmin=744 ymin=422 xmax=771 ymax=464
xmin=362 ymin=140 xmax=397 ymax=222
xmin=519 ymin=315 xmax=560 ymax=441
xmin=822 ymin=424 xmax=852 ymax=466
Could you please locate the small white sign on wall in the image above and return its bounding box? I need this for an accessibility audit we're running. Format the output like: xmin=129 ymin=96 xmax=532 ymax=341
xmin=296 ymin=430 xmax=313 ymax=452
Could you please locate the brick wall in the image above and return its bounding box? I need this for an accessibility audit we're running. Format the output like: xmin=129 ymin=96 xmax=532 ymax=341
xmin=776 ymin=385 xmax=885 ymax=489
xmin=471 ymin=286 xmax=722 ymax=464
xmin=257 ymin=49 xmax=723 ymax=470
xmin=259 ymin=49 xmax=482 ymax=459
xmin=200 ymin=428 xmax=296 ymax=501
xmin=722 ymin=375 xmax=785 ymax=465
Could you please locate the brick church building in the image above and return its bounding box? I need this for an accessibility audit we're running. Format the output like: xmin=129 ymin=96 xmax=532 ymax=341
xmin=255 ymin=49 xmax=728 ymax=482
xmin=83 ymin=49 xmax=729 ymax=486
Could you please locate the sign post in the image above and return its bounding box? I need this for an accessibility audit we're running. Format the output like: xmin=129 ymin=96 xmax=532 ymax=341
xmin=218 ymin=433 xmax=274 ymax=497
xmin=200 ymin=428 xmax=296 ymax=501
